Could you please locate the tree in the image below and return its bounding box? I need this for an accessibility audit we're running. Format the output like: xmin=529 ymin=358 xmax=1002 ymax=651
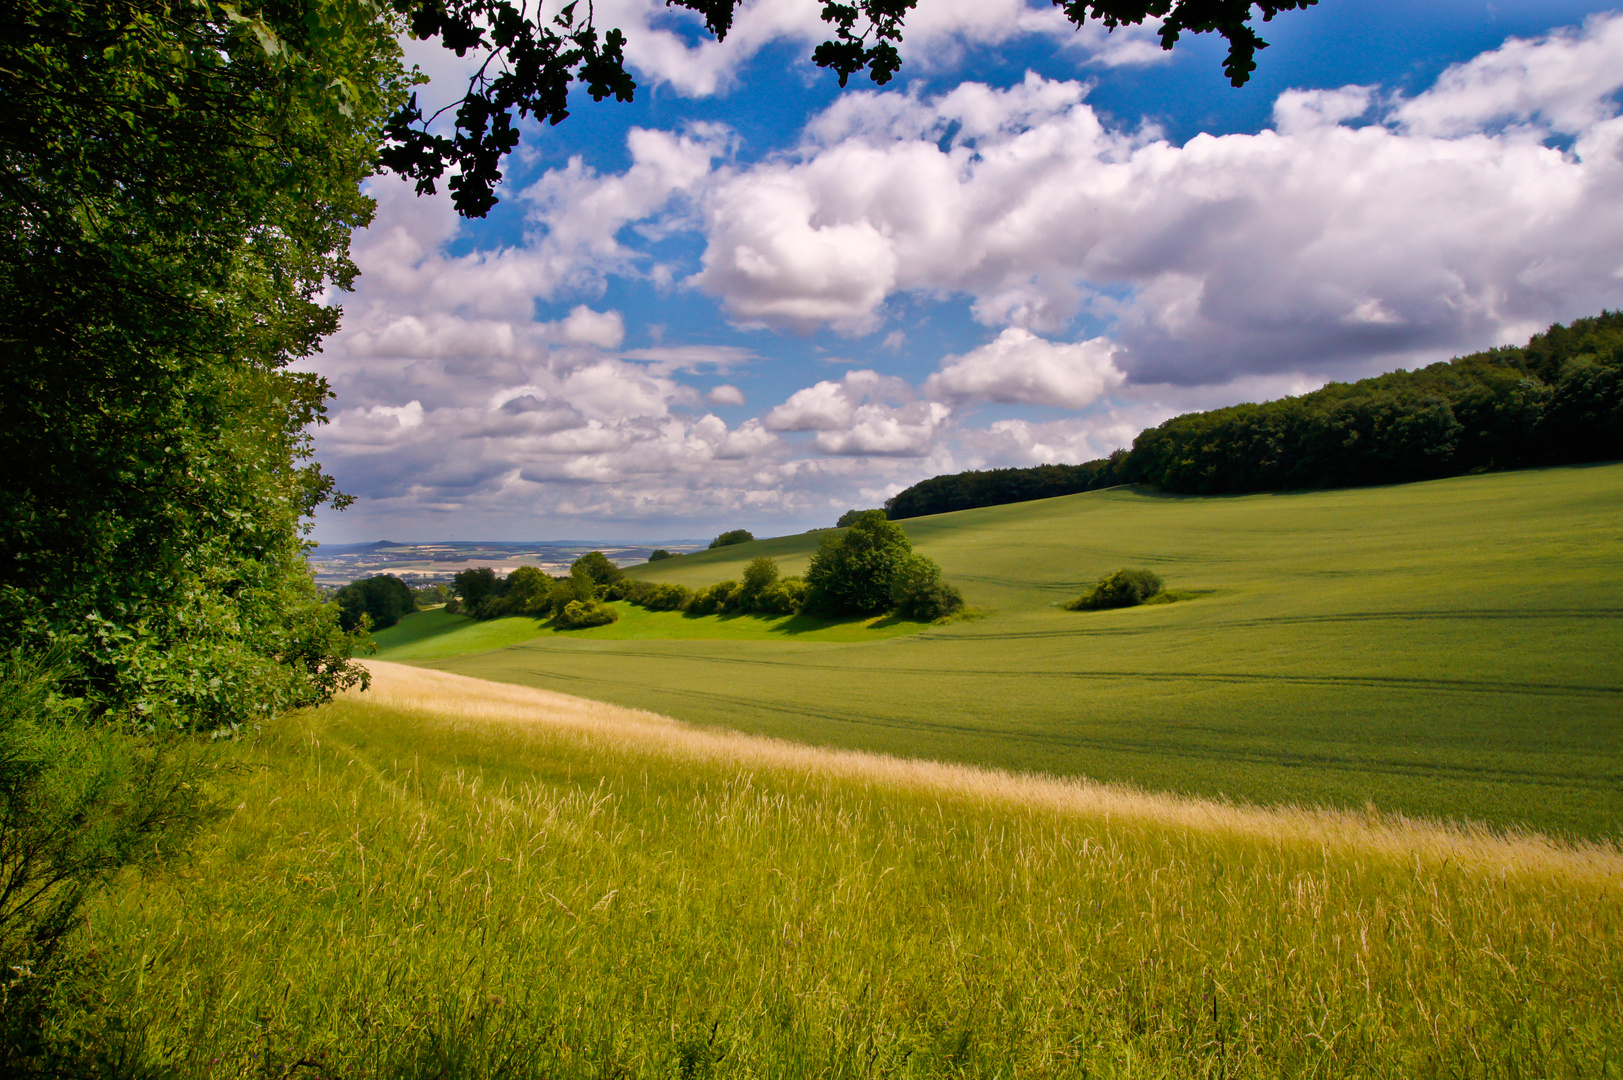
xmin=709 ymin=529 xmax=755 ymax=549
xmin=453 ymin=567 xmax=501 ymax=612
xmin=333 ymin=574 xmax=416 ymax=632
xmin=739 ymin=556 xmax=780 ymax=609
xmin=804 ymin=511 xmax=914 ymax=615
xmin=648 ymin=549 xmax=675 ymax=562
xmin=382 ymin=0 xmax=1319 ymax=217
xmin=1 ymin=0 xmax=407 ymax=729
xmin=571 ymin=551 xmax=625 ymax=591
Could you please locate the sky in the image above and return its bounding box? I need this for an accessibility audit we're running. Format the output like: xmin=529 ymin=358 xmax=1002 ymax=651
xmin=303 ymin=0 xmax=1623 ymax=543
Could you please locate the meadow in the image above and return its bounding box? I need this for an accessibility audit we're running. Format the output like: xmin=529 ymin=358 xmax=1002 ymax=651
xmin=59 ymin=662 xmax=1623 ymax=1077
xmin=380 ymin=465 xmax=1623 ymax=839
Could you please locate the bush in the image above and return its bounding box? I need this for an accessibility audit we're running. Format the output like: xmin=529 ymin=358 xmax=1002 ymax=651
xmin=648 ymin=549 xmax=674 ymax=562
xmin=571 ymin=552 xmax=625 ymax=591
xmin=1068 ymin=568 xmax=1165 ymax=611
xmin=755 ymin=578 xmax=809 ymax=616
xmin=687 ymin=581 xmax=740 ymax=616
xmin=618 ymin=580 xmax=693 ymax=611
xmin=555 ymin=600 xmax=618 ymax=629
xmin=889 ymin=554 xmax=965 ymax=621
xmin=709 ymin=530 xmax=754 ymax=549
xmin=836 ymin=509 xmax=882 ymax=527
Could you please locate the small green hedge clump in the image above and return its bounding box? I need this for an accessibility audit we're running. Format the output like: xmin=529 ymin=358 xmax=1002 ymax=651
xmin=555 ymin=600 xmax=618 ymax=629
xmin=1068 ymin=568 xmax=1164 ymax=611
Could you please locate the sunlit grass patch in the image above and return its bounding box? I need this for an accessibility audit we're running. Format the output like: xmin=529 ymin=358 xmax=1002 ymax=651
xmin=62 ymin=663 xmax=1623 ymax=1077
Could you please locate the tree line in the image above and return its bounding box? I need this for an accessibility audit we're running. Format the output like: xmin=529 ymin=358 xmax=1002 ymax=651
xmin=886 ymin=311 xmax=1623 ymax=517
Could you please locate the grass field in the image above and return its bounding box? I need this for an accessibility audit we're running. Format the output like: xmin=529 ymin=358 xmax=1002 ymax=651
xmin=60 ymin=663 xmax=1623 ymax=1077
xmin=379 ymin=464 xmax=1623 ymax=838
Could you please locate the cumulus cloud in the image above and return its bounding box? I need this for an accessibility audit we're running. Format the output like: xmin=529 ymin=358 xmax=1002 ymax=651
xmin=311 ymin=16 xmax=1623 ymax=537
xmin=925 ymin=328 xmax=1125 ymax=408
xmin=681 ymin=15 xmax=1623 ymax=378
xmin=707 ymin=383 xmax=747 ymax=406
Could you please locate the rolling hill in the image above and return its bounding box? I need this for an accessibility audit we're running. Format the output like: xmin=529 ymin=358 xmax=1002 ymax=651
xmin=377 ymin=463 xmax=1623 ymax=837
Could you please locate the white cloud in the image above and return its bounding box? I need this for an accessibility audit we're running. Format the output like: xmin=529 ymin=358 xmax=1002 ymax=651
xmin=926 ymin=328 xmax=1125 ymax=408
xmin=707 ymin=383 xmax=747 ymax=406
xmin=679 ymin=15 xmax=1623 ymax=377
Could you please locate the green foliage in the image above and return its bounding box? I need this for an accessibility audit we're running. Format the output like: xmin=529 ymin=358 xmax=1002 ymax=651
xmin=754 ymin=578 xmax=809 ymax=616
xmin=0 ymin=0 xmax=406 ymax=730
xmin=890 ymin=553 xmax=965 ymax=621
xmin=334 ymin=575 xmax=416 ymax=633
xmin=835 ymin=508 xmax=882 ymax=527
xmin=453 ymin=568 xmax=502 ymax=615
xmin=708 ymin=530 xmax=755 ymax=550
xmin=648 ymin=549 xmax=675 ymax=562
xmin=618 ymin=580 xmax=695 ymax=611
xmin=555 ymin=600 xmax=618 ymax=629
xmin=804 ymin=512 xmax=914 ymax=615
xmin=886 ymin=458 xmax=1127 ymax=520
xmin=571 ymin=551 xmax=626 ymax=590
xmin=411 ymin=582 xmax=452 ymax=608
xmin=738 ymin=556 xmax=780 ymax=608
xmin=501 ymin=567 xmax=555 ymax=617
xmin=687 ymin=582 xmax=741 ymax=616
xmin=0 ymin=654 xmax=218 ymax=1065
xmin=1068 ymin=568 xmax=1165 ymax=611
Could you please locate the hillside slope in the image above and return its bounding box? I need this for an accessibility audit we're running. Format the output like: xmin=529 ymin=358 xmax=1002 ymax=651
xmin=412 ymin=464 xmax=1621 ymax=836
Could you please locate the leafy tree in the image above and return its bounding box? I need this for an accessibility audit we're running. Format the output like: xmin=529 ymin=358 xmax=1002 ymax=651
xmin=502 ymin=566 xmax=555 ymax=616
xmin=739 ymin=556 xmax=780 ymax=609
xmin=648 ymin=549 xmax=675 ymax=562
xmin=1 ymin=0 xmax=410 ymax=729
xmin=333 ymin=575 xmax=416 ymax=632
xmin=804 ymin=512 xmax=914 ymax=615
xmin=571 ymin=551 xmax=625 ymax=590
xmin=709 ymin=529 xmax=755 ymax=549
xmin=452 ymin=567 xmax=502 ymax=612
xmin=890 ymin=553 xmax=964 ymax=620
xmin=836 ymin=509 xmax=882 ymax=527
xmin=687 ymin=581 xmax=741 ymax=616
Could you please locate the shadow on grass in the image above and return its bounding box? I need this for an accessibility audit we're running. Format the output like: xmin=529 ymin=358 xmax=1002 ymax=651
xmin=675 ymin=608 xmax=930 ymax=636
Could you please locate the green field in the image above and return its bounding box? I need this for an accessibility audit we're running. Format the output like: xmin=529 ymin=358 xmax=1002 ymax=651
xmin=60 ymin=666 xmax=1623 ymax=1077
xmin=380 ymin=465 xmax=1623 ymax=838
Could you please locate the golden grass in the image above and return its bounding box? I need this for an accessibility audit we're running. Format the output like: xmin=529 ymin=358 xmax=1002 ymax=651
xmin=360 ymin=659 xmax=1623 ymax=887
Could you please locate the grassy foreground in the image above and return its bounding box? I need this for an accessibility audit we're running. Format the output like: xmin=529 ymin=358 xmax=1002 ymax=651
xmin=404 ymin=465 xmax=1623 ymax=838
xmin=58 ymin=663 xmax=1623 ymax=1077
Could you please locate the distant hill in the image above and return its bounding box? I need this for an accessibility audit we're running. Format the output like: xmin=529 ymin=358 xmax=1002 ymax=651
xmin=886 ymin=310 xmax=1622 ymax=519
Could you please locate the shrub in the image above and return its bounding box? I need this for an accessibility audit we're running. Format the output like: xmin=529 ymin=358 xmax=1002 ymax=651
xmin=897 ymin=580 xmax=966 ymax=621
xmin=688 ymin=581 xmax=740 ymax=616
xmin=555 ymin=600 xmax=618 ymax=629
xmin=836 ymin=508 xmax=882 ymax=527
xmin=503 ymin=566 xmax=555 ymax=616
xmin=649 ymin=583 xmax=695 ymax=611
xmin=709 ymin=529 xmax=754 ymax=549
xmin=1068 ymin=568 xmax=1165 ymax=611
xmin=648 ymin=549 xmax=674 ymax=562
xmin=755 ymin=578 xmax=809 ymax=616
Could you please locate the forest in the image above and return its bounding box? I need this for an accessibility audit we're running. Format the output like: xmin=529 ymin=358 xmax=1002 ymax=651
xmin=886 ymin=311 xmax=1623 ymax=518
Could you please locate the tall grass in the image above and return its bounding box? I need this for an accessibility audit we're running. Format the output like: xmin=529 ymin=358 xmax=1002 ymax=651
xmin=53 ymin=663 xmax=1621 ymax=1076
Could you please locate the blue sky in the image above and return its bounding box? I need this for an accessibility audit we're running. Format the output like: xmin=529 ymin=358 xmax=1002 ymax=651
xmin=305 ymin=0 xmax=1623 ymax=542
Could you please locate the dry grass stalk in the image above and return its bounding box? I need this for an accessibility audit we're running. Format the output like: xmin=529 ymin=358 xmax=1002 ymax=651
xmin=358 ymin=660 xmax=1623 ymax=886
